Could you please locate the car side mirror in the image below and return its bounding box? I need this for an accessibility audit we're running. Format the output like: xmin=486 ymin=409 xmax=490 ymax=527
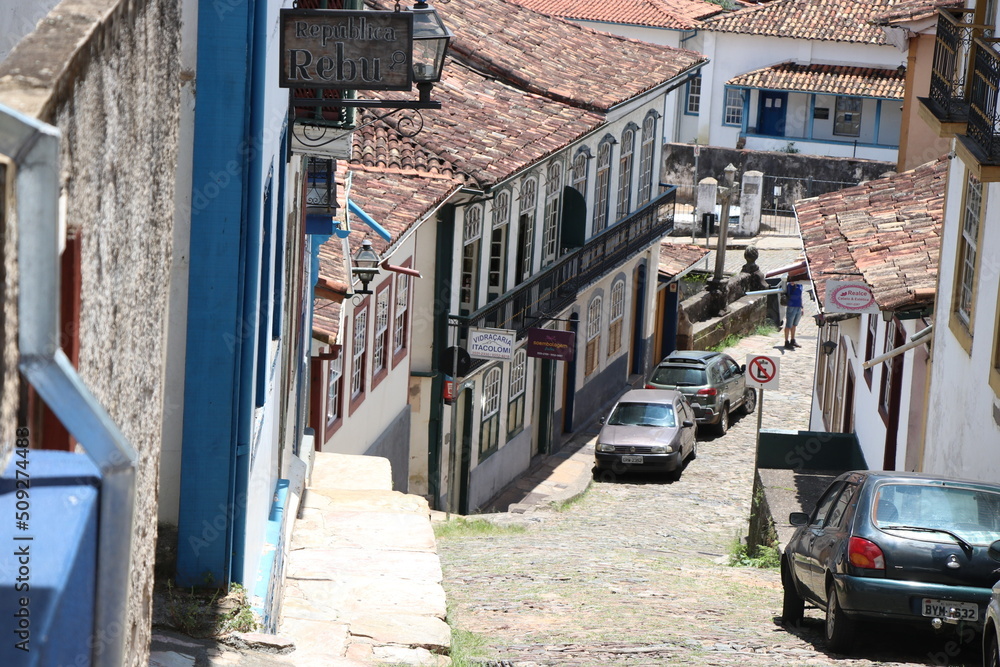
xmin=989 ymin=539 xmax=1000 ymax=562
xmin=789 ymin=512 xmax=810 ymax=526
xmin=682 ymin=420 xmax=694 ymax=428
xmin=740 ymin=364 xmax=746 ymax=373
xmin=598 ymin=416 xmax=605 ymax=425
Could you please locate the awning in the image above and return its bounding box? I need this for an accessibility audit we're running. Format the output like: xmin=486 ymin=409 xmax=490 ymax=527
xmin=348 ymin=199 xmax=391 ymax=242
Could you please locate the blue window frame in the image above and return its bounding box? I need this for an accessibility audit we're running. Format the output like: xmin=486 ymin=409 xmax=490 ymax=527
xmin=723 ymin=87 xmax=744 ymax=127
xmin=686 ymin=76 xmax=701 ymax=115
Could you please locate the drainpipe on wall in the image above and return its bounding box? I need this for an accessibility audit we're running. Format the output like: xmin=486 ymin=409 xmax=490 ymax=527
xmin=0 ymin=102 xmax=137 ymax=667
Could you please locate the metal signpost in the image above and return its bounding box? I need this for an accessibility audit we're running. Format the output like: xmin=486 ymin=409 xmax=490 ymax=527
xmin=745 ymin=354 xmax=780 ymax=452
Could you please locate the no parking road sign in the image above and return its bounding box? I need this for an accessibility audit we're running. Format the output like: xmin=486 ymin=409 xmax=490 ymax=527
xmin=746 ymin=354 xmax=779 ymax=389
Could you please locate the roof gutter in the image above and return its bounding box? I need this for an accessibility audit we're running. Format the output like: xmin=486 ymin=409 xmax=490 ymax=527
xmin=0 ymin=103 xmax=136 ymax=667
xmin=862 ymin=324 xmax=933 ymax=369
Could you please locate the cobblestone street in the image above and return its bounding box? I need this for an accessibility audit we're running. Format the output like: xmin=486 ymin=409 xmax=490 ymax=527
xmin=436 ymin=289 xmax=983 ymax=666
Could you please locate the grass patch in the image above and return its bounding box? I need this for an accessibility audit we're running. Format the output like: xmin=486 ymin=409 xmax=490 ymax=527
xmin=434 ymin=517 xmax=527 ymax=540
xmin=552 ymin=484 xmax=591 ymax=512
xmin=728 ymin=538 xmax=780 ymax=569
xmin=708 ymin=322 xmax=780 ymax=352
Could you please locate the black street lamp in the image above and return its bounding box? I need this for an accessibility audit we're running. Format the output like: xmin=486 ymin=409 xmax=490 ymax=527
xmin=410 ymin=1 xmax=453 ymax=83
xmin=352 ymin=239 xmax=382 ymax=295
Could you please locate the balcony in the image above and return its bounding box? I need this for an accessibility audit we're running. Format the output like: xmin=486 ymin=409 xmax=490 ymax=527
xmin=454 ymin=187 xmax=675 ymax=372
xmin=956 ymin=37 xmax=1000 ymax=180
xmin=917 ymin=8 xmax=992 ymax=137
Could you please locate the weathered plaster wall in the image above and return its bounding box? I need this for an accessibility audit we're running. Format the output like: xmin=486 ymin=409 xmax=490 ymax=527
xmin=0 ymin=0 xmax=181 ymax=662
xmin=0 ymin=161 xmax=16 ymax=471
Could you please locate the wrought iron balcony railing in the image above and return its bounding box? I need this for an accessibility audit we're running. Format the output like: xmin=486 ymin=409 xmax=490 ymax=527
xmin=926 ymin=8 xmax=992 ymax=124
xmin=965 ymin=37 xmax=1000 ymax=164
xmin=454 ymin=186 xmax=676 ymax=372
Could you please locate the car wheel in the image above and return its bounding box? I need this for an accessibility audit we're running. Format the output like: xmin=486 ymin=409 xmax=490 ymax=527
xmin=987 ymin=627 xmax=1000 ymax=667
xmin=780 ymin=560 xmax=804 ymax=627
xmin=715 ymin=404 xmax=729 ymax=435
xmin=742 ymin=387 xmax=757 ymax=415
xmin=825 ymin=581 xmax=855 ymax=654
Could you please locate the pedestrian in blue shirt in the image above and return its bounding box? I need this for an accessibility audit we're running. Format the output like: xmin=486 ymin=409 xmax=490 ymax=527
xmin=784 ymin=282 xmax=803 ymax=349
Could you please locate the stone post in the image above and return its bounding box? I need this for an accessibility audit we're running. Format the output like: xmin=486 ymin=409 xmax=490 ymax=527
xmin=695 ymin=176 xmax=718 ymax=241
xmin=739 ymin=170 xmax=763 ymax=237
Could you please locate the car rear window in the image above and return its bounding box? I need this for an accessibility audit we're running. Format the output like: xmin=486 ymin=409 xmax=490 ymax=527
xmin=650 ymin=366 xmax=706 ymax=386
xmin=607 ymin=402 xmax=676 ymax=427
xmin=873 ymin=483 xmax=1000 ymax=545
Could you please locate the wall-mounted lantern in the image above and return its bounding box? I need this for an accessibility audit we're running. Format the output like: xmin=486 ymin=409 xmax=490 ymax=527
xmin=352 ymin=239 xmax=381 ymax=294
xmin=410 ymin=0 xmax=453 ymax=97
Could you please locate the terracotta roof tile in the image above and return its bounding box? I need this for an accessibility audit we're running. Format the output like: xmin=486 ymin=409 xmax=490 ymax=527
xmin=795 ymin=157 xmax=947 ymax=311
xmin=703 ymin=0 xmax=898 ymax=44
xmin=871 ymin=0 xmax=962 ymax=25
xmin=506 ymin=0 xmax=724 ymax=30
xmin=659 ymin=242 xmax=711 ymax=278
xmin=369 ymin=0 xmax=707 ymax=112
xmin=728 ymin=62 xmax=905 ymax=99
xmin=359 ymin=61 xmax=606 ymax=189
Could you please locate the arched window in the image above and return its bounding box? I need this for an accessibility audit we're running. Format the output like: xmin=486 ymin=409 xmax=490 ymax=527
xmin=480 ymin=366 xmax=503 ymax=455
xmin=637 ymin=114 xmax=657 ymax=205
xmin=585 ymin=296 xmax=603 ymax=376
xmin=488 ymin=190 xmax=511 ymax=300
xmin=608 ymin=280 xmax=626 ymax=356
xmin=507 ymin=349 xmax=527 ymax=437
xmin=617 ymin=126 xmax=636 ymax=220
xmin=571 ymin=151 xmax=588 ymax=196
xmin=516 ymin=177 xmax=537 ymax=283
xmin=594 ymin=140 xmax=612 ymax=234
xmin=461 ymin=204 xmax=483 ymax=312
xmin=542 ymin=161 xmax=562 ymax=265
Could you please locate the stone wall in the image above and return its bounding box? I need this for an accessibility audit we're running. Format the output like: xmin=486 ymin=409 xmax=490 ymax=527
xmin=0 ymin=0 xmax=182 ymax=663
xmin=662 ymin=143 xmax=896 ymax=206
xmin=0 ymin=161 xmax=16 ymax=471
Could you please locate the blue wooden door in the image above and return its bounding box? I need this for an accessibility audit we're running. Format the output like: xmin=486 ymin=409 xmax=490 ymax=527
xmin=758 ymin=91 xmax=788 ymax=137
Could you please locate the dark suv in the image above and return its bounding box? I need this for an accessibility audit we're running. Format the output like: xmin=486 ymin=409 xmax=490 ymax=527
xmin=645 ymin=350 xmax=755 ymax=434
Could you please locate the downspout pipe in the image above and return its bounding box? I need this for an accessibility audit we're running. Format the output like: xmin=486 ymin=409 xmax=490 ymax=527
xmin=0 ymin=102 xmax=137 ymax=667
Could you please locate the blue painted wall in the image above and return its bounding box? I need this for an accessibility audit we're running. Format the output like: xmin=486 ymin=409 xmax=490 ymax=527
xmin=176 ymin=0 xmax=255 ymax=587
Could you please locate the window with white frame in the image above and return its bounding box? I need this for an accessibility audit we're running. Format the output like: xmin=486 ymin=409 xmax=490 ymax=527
xmin=724 ymin=88 xmax=743 ymax=126
xmin=834 ymin=97 xmax=862 ymax=137
xmin=608 ymin=280 xmax=625 ymax=356
xmin=372 ymin=286 xmax=390 ymax=375
xmin=637 ymin=115 xmax=656 ymax=206
xmin=594 ymin=140 xmax=612 ymax=233
xmin=516 ymin=177 xmax=537 ymax=283
xmin=571 ymin=152 xmax=588 ymax=196
xmin=461 ymin=204 xmax=483 ymax=312
xmin=489 ymin=190 xmax=511 ymax=299
xmin=956 ymin=171 xmax=982 ymax=328
xmin=585 ymin=296 xmax=602 ymax=376
xmin=326 ymin=355 xmax=343 ymax=425
xmin=351 ymin=309 xmax=367 ymax=397
xmin=543 ymin=161 xmax=562 ymax=265
xmin=687 ymin=76 xmax=701 ymax=114
xmin=480 ymin=366 xmax=502 ymax=455
xmin=617 ymin=127 xmax=635 ymax=220
xmin=507 ymin=349 xmax=526 ymax=437
xmin=864 ymin=314 xmax=877 ymax=387
xmin=393 ymin=272 xmax=409 ymax=355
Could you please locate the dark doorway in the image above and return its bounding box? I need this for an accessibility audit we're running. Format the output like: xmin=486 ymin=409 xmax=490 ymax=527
xmin=758 ymin=91 xmax=788 ymax=137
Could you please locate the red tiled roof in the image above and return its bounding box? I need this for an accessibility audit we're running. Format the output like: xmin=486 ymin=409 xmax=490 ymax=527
xmin=659 ymin=242 xmax=711 ymax=278
xmin=506 ymin=0 xmax=724 ymax=30
xmin=702 ymin=0 xmax=898 ymax=44
xmin=360 ymin=61 xmax=606 ymax=189
xmin=368 ymin=0 xmax=707 ymax=112
xmin=795 ymin=157 xmax=947 ymax=311
xmin=871 ymin=0 xmax=961 ymax=25
xmin=728 ymin=62 xmax=905 ymax=99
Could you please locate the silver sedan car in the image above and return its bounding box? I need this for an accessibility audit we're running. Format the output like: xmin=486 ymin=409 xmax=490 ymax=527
xmin=593 ymin=389 xmax=697 ymax=480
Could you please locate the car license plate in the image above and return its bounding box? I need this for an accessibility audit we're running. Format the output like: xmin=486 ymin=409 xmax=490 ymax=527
xmin=921 ymin=599 xmax=978 ymax=621
xmin=621 ymin=455 xmax=643 ymax=464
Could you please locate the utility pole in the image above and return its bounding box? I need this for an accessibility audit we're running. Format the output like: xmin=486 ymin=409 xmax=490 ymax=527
xmin=708 ymin=163 xmax=739 ymax=316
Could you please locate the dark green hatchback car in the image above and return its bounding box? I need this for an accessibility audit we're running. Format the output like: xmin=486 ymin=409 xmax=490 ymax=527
xmin=781 ymin=471 xmax=1000 ymax=654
